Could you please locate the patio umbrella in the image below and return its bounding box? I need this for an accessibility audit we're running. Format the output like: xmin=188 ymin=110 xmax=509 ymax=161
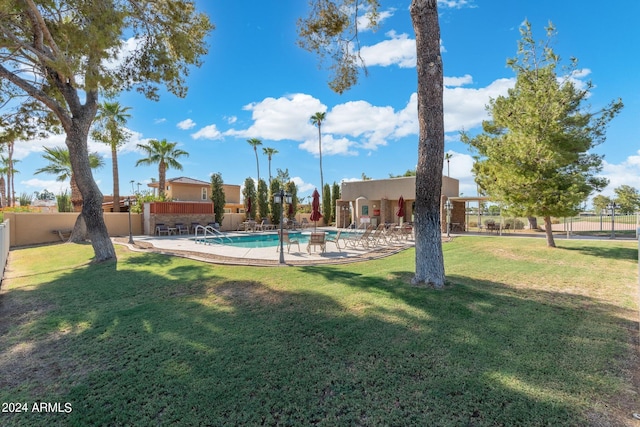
xmin=309 ymin=188 xmax=323 ymax=231
xmin=246 ymin=196 xmax=252 ymax=219
xmin=396 ymin=195 xmax=405 ymax=224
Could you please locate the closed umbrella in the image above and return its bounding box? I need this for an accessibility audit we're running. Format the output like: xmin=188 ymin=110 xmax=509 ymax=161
xmin=309 ymin=188 xmax=323 ymax=231
xmin=396 ymin=195 xmax=405 ymax=224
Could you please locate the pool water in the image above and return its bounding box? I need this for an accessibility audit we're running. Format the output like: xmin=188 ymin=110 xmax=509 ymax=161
xmin=195 ymin=230 xmax=350 ymax=248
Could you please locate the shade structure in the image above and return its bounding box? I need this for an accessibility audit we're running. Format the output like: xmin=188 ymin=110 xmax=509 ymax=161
xmin=396 ymin=195 xmax=405 ymax=222
xmin=309 ymin=188 xmax=322 ymax=230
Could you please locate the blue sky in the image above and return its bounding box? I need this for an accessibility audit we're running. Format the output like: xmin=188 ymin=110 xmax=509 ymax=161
xmin=17 ymin=0 xmax=640 ymax=204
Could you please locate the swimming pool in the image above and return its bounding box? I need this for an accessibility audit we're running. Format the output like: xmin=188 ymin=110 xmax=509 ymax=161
xmin=195 ymin=230 xmax=349 ymax=248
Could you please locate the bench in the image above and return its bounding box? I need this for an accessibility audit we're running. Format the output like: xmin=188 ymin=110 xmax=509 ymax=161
xmin=52 ymin=229 xmax=73 ymax=242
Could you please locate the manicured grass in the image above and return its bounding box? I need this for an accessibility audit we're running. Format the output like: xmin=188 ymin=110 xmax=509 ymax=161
xmin=0 ymin=237 xmax=637 ymax=426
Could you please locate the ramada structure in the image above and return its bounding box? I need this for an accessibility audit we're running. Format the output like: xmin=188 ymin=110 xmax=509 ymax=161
xmin=338 ymin=176 xmax=470 ymax=232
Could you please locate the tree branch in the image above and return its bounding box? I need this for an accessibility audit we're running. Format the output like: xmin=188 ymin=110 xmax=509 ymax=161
xmin=0 ymin=63 xmax=71 ymax=130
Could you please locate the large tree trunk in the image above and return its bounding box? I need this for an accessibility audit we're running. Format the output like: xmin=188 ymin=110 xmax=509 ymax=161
xmin=543 ymin=216 xmax=556 ymax=248
xmin=66 ymin=107 xmax=116 ymax=262
xmin=410 ymin=0 xmax=446 ymax=288
xmin=111 ymin=145 xmax=120 ymax=212
xmin=70 ymin=175 xmax=83 ymax=212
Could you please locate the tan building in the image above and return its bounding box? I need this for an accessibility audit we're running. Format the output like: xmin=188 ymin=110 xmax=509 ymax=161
xmin=147 ymin=177 xmax=243 ymax=213
xmin=339 ymin=176 xmax=460 ymax=229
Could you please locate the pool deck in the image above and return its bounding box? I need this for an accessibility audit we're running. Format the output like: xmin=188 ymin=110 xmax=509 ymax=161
xmin=114 ymin=228 xmax=416 ymax=266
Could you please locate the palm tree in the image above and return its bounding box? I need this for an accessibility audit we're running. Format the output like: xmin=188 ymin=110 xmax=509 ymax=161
xmin=444 ymin=152 xmax=453 ymax=177
xmin=92 ymin=101 xmax=132 ymax=212
xmin=310 ymin=111 xmax=326 ymax=204
xmin=35 ymin=147 xmax=104 ymax=211
xmin=135 ymin=139 xmax=189 ymax=198
xmin=247 ymin=138 xmax=262 ymax=184
xmin=262 ymin=147 xmax=278 ymax=185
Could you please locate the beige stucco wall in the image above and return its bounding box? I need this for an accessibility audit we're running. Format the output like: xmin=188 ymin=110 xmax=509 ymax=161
xmin=341 ymin=176 xmax=458 ymax=201
xmin=341 ymin=176 xmax=459 ymax=226
xmin=5 ymin=212 xmax=143 ymax=247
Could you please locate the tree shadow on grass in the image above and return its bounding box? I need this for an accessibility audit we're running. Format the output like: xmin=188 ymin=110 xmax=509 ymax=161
xmin=0 ymin=253 xmax=637 ymax=426
xmin=559 ymin=244 xmax=638 ymax=262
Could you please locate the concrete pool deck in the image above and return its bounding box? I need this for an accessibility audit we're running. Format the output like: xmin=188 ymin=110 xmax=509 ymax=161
xmin=114 ymin=229 xmax=416 ymax=266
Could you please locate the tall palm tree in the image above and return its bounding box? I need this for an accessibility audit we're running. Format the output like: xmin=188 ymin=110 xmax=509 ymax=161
xmin=247 ymin=138 xmax=262 ymax=184
xmin=35 ymin=147 xmax=104 ymax=211
xmin=92 ymin=101 xmax=131 ymax=212
xmin=262 ymin=147 xmax=278 ymax=185
xmin=310 ymin=112 xmax=326 ymax=204
xmin=135 ymin=139 xmax=189 ymax=198
xmin=444 ymin=152 xmax=453 ymax=177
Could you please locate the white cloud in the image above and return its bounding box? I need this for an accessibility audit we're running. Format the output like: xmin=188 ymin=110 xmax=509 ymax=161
xmin=225 ymin=116 xmax=237 ymax=124
xmin=292 ymin=177 xmax=316 ymax=194
xmin=444 ymin=77 xmax=514 ymax=132
xmin=191 ymin=124 xmax=223 ymax=140
xmin=357 ymin=8 xmax=395 ymax=31
xmin=299 ymin=134 xmax=358 ymax=157
xmin=154 ymin=118 xmax=166 ymax=124
xmin=360 ymin=31 xmax=416 ymax=68
xmin=444 ymin=74 xmax=473 ymax=87
xmin=177 ymin=118 xmax=196 ymax=130
xmin=226 ymin=77 xmax=514 ymax=158
xmin=225 ymin=93 xmax=326 ymax=141
xmin=438 ymin=0 xmax=475 ymax=8
xmin=21 ymin=178 xmax=69 ymax=193
xmin=600 ymin=154 xmax=640 ymax=197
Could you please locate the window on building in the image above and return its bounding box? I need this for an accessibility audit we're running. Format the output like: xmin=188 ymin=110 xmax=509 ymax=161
xmin=201 ymin=187 xmax=207 ymax=200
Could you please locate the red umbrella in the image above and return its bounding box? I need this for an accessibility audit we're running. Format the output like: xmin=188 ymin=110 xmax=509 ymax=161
xmin=309 ymin=188 xmax=322 ymax=230
xmin=396 ymin=195 xmax=405 ymax=223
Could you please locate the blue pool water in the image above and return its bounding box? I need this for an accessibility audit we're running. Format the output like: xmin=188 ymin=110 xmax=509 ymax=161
xmin=195 ymin=230 xmax=351 ymax=248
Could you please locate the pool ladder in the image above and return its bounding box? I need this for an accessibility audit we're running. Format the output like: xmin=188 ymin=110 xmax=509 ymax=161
xmin=194 ymin=225 xmax=233 ymax=245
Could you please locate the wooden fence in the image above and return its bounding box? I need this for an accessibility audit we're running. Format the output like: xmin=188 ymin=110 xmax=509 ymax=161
xmin=150 ymin=202 xmax=213 ymax=214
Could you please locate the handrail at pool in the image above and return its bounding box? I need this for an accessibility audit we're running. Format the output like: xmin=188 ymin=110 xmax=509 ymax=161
xmin=194 ymin=225 xmax=233 ymax=245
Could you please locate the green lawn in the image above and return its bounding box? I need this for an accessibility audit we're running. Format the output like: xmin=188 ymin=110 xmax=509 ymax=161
xmin=1 ymin=237 xmax=638 ymax=426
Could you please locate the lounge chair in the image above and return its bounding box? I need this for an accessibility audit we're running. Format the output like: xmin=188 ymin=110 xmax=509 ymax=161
xmin=155 ymin=223 xmax=170 ymax=236
xmin=370 ymin=224 xmax=388 ymax=245
xmin=307 ymin=232 xmax=326 ymax=254
xmin=276 ymin=230 xmax=300 ymax=253
xmin=399 ymin=223 xmax=413 ymax=240
xmin=261 ymin=218 xmax=276 ymax=230
xmin=190 ymin=222 xmax=202 ymax=233
xmin=301 ymin=218 xmax=310 ymax=229
xmin=345 ymin=226 xmax=374 ymax=249
xmin=325 ymin=230 xmax=343 ymax=252
xmin=175 ymin=223 xmax=189 ymax=235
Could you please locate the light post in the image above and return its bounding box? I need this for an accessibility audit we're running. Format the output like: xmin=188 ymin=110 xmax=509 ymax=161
xmin=445 ymin=199 xmax=452 ymax=238
xmin=341 ymin=204 xmax=349 ymax=229
xmin=125 ymin=196 xmax=134 ymax=244
xmin=607 ymin=202 xmax=617 ymax=239
xmin=274 ymin=189 xmax=292 ymax=265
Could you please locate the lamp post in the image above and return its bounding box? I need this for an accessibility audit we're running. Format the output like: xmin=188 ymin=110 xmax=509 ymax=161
xmin=607 ymin=202 xmax=617 ymax=239
xmin=445 ymin=199 xmax=452 ymax=238
xmin=125 ymin=196 xmax=134 ymax=244
xmin=341 ymin=204 xmax=349 ymax=229
xmin=274 ymin=189 xmax=292 ymax=265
